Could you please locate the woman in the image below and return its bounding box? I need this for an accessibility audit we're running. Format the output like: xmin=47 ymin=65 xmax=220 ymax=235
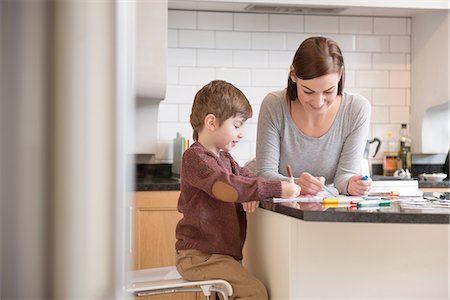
xmin=256 ymin=36 xmax=371 ymax=196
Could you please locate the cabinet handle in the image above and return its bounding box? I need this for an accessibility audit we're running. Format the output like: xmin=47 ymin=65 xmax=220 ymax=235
xmin=129 ymin=206 xmax=133 ymax=254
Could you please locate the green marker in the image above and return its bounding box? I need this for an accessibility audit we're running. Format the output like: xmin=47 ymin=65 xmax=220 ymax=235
xmin=357 ymin=200 xmax=391 ymax=208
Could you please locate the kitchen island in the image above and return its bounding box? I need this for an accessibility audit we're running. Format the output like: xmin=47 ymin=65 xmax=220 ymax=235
xmin=243 ymin=200 xmax=450 ymax=300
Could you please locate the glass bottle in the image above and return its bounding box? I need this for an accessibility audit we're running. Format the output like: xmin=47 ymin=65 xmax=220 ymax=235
xmin=383 ymin=132 xmax=398 ymax=176
xmin=398 ymin=123 xmax=412 ymax=173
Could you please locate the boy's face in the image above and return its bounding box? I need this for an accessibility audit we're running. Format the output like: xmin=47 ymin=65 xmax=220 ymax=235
xmin=212 ymin=115 xmax=246 ymax=153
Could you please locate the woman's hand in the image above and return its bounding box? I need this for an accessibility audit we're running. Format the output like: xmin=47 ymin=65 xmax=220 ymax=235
xmin=242 ymin=201 xmax=260 ymax=213
xmin=347 ymin=175 xmax=372 ymax=196
xmin=298 ymin=172 xmax=326 ymax=195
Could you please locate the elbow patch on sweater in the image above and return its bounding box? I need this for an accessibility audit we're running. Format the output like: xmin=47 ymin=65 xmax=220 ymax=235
xmin=212 ymin=181 xmax=238 ymax=202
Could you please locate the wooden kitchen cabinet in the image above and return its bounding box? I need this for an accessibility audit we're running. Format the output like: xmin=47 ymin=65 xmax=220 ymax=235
xmin=133 ymin=191 xmax=202 ymax=300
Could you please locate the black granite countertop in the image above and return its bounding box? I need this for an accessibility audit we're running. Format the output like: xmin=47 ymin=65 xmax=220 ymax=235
xmin=136 ymin=177 xmax=180 ymax=191
xmin=260 ymin=196 xmax=450 ymax=224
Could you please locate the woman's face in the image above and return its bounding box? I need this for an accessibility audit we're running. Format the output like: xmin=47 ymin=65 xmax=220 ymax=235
xmin=290 ymin=67 xmax=341 ymax=114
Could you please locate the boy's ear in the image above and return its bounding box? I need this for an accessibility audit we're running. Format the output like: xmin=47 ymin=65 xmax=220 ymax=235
xmin=204 ymin=114 xmax=217 ymax=131
xmin=289 ymin=64 xmax=297 ymax=82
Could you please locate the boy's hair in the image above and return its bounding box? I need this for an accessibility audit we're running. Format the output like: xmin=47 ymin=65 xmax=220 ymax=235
xmin=190 ymin=80 xmax=252 ymax=141
xmin=287 ymin=36 xmax=345 ymax=101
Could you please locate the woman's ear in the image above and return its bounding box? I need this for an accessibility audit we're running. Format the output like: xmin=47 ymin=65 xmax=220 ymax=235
xmin=204 ymin=114 xmax=217 ymax=131
xmin=289 ymin=64 xmax=297 ymax=82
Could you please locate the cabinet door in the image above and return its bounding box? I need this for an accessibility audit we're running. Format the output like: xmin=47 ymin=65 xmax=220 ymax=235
xmin=133 ymin=192 xmax=201 ymax=300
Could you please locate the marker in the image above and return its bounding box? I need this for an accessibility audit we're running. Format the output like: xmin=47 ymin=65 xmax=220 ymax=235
xmin=286 ymin=165 xmax=295 ymax=184
xmin=357 ymin=200 xmax=391 ymax=208
xmin=322 ymin=184 xmax=338 ymax=197
xmin=361 ymin=175 xmax=369 ymax=181
xmin=322 ymin=198 xmax=363 ymax=205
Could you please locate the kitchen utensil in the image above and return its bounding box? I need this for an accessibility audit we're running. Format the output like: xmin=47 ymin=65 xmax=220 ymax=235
xmin=361 ymin=138 xmax=381 ymax=176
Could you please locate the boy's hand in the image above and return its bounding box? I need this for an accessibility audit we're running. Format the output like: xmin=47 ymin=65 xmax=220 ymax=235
xmin=281 ymin=181 xmax=301 ymax=198
xmin=242 ymin=201 xmax=259 ymax=213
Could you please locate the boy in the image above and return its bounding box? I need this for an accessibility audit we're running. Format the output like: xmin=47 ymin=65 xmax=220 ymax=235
xmin=175 ymin=80 xmax=301 ymax=300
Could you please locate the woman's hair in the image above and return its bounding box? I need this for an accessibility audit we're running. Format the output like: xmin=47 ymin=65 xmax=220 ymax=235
xmin=286 ymin=36 xmax=345 ymax=101
xmin=190 ymin=80 xmax=252 ymax=141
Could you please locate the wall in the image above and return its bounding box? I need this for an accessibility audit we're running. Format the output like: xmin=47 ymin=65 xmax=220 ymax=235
xmin=156 ymin=9 xmax=411 ymax=165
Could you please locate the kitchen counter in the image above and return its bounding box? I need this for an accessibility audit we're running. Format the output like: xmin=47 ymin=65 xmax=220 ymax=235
xmin=135 ymin=177 xmax=180 ymax=191
xmin=259 ymin=197 xmax=450 ymax=224
xmin=244 ymin=200 xmax=449 ymax=299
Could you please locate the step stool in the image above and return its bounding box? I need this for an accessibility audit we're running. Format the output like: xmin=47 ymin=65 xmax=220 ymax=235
xmin=128 ymin=266 xmax=233 ymax=300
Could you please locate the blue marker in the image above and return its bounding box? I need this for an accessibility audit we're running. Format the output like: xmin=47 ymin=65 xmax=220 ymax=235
xmin=361 ymin=175 xmax=369 ymax=181
xmin=322 ymin=185 xmax=338 ymax=197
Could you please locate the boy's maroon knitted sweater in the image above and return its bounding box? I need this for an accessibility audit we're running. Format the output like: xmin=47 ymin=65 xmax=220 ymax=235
xmin=175 ymin=142 xmax=282 ymax=261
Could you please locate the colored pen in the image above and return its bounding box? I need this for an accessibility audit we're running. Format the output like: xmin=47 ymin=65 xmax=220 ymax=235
xmin=357 ymin=200 xmax=391 ymax=208
xmin=361 ymin=175 xmax=369 ymax=181
xmin=322 ymin=198 xmax=363 ymax=205
xmin=322 ymin=184 xmax=338 ymax=197
xmin=286 ymin=165 xmax=295 ymax=184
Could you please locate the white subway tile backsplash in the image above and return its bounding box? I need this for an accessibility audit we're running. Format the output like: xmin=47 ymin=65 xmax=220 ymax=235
xmin=373 ymin=53 xmax=406 ymax=70
xmin=305 ymin=15 xmax=339 ymax=33
xmin=248 ymin=104 xmax=261 ymax=124
xmin=252 ymin=69 xmax=289 ymax=87
xmin=216 ymin=31 xmax=251 ymax=49
xmin=372 ymin=89 xmax=406 ymax=106
xmin=356 ymin=36 xmax=389 ymax=52
xmin=286 ymin=33 xmax=311 ymax=50
xmin=344 ymin=52 xmax=371 ymax=70
xmin=164 ymin=85 xmax=199 ymax=103
xmin=158 ymin=104 xmax=179 ymax=122
xmin=168 ymin=48 xmax=196 ymax=67
xmin=153 ymin=11 xmax=412 ymax=163
xmin=168 ymin=10 xmax=196 ymax=29
xmin=371 ymin=106 xmax=390 ymax=123
xmin=355 ymin=70 xmax=389 ymax=87
xmin=344 ymin=70 xmax=356 ymax=88
xmin=168 ymin=29 xmax=178 ymax=47
xmin=198 ymin=12 xmax=233 ymax=31
xmin=234 ymin=13 xmax=269 ymax=32
xmin=251 ymin=32 xmax=286 ymax=50
xmin=240 ymin=87 xmax=269 ymax=105
xmin=179 ymin=67 xmax=215 ymax=85
xmin=269 ymin=51 xmax=295 ymax=68
xmin=158 ymin=122 xmax=192 ymax=141
xmin=372 ymin=124 xmax=403 ymax=142
xmin=374 ymin=17 xmax=407 ymax=35
xmin=215 ymin=68 xmax=251 ymax=86
xmin=230 ymin=141 xmax=252 ymax=161
xmin=269 ymin=14 xmax=303 ymax=32
xmin=242 ymin=123 xmax=257 ymax=142
xmin=390 ymin=36 xmax=410 ymax=53
xmin=178 ymin=104 xmax=192 ymax=123
xmin=389 ymin=106 xmax=410 ymax=123
xmin=326 ymin=34 xmax=356 ymax=52
xmin=198 ymin=49 xmax=233 ymax=67
xmin=339 ymin=17 xmax=373 ymax=34
xmin=389 ymin=71 xmax=410 ymax=88
xmin=167 ymin=67 xmax=179 ymax=85
xmin=233 ymin=50 xmax=269 ymax=68
xmin=179 ymin=30 xmax=215 ymax=48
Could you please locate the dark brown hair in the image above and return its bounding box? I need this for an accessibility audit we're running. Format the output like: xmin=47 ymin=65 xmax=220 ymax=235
xmin=286 ymin=36 xmax=345 ymax=101
xmin=190 ymin=80 xmax=252 ymax=141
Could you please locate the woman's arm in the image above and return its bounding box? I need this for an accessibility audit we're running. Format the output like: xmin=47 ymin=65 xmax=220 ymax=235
xmin=334 ymin=96 xmax=371 ymax=194
xmin=255 ymin=93 xmax=289 ymax=181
